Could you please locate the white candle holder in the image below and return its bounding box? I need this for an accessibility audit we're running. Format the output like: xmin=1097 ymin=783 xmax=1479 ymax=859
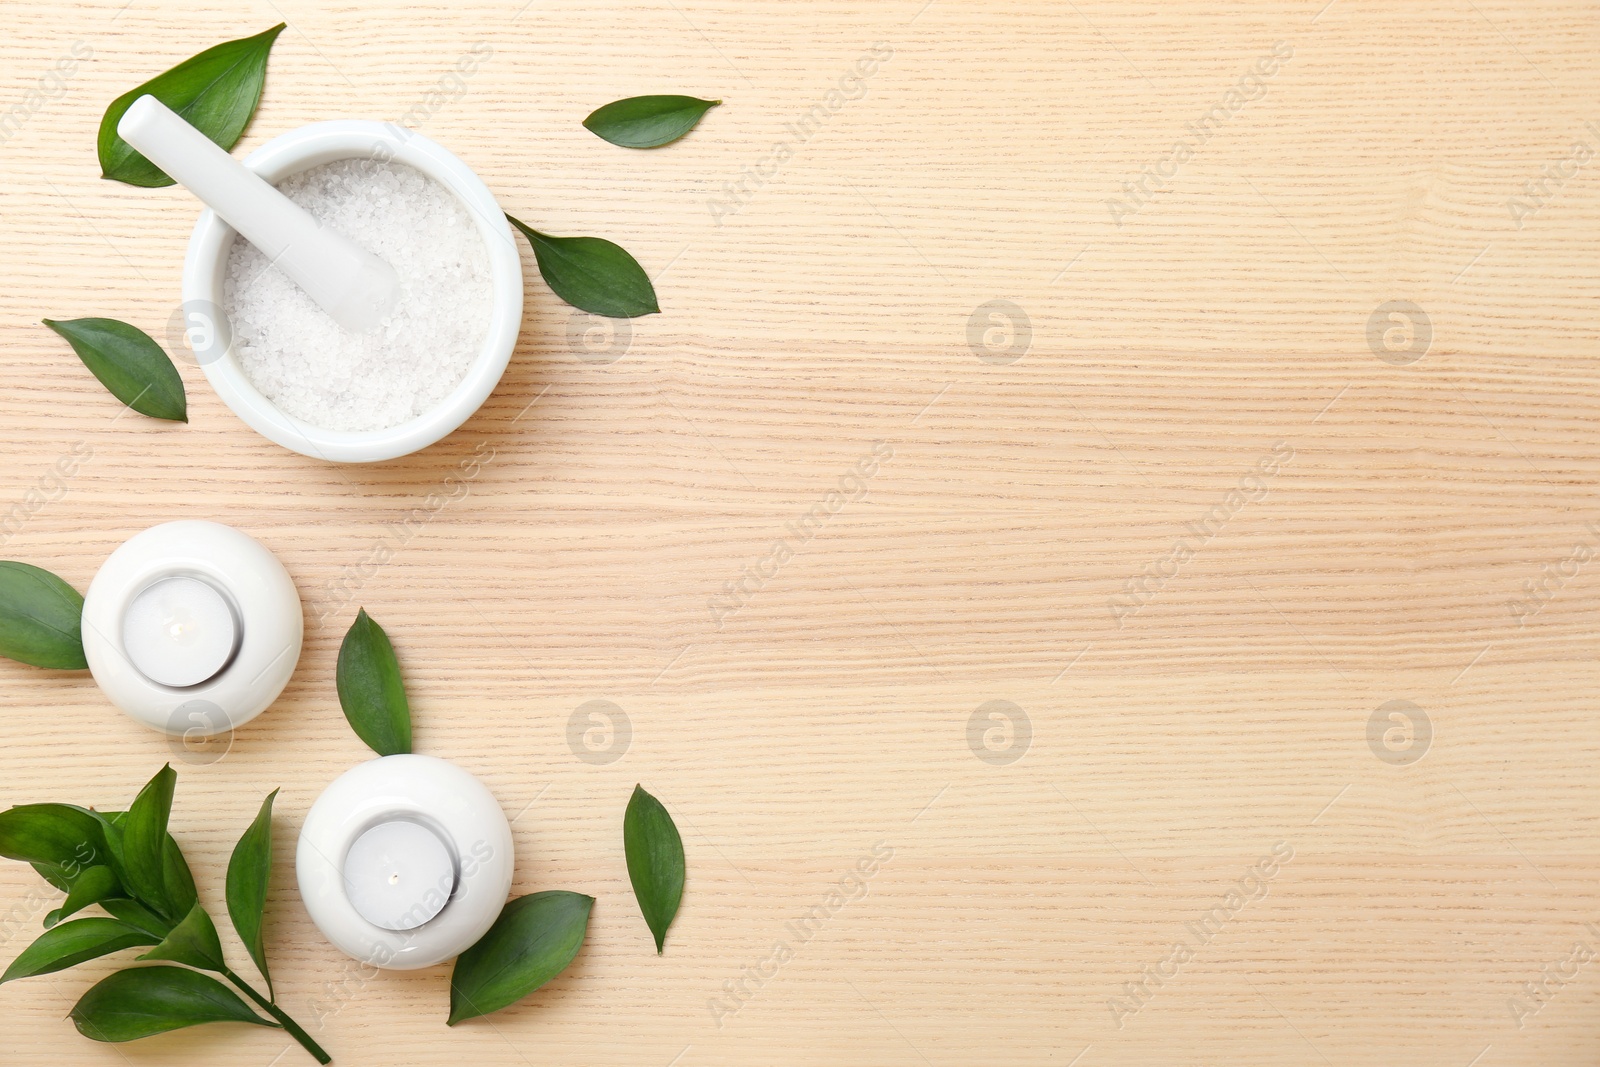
xmin=296 ymin=755 xmax=514 ymax=970
xmin=81 ymin=520 xmax=302 ymax=738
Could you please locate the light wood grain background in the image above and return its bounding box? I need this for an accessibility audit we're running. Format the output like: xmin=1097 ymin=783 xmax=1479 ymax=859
xmin=2 ymin=0 xmax=1598 ymax=1064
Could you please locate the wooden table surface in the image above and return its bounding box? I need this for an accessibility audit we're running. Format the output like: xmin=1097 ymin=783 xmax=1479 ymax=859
xmin=3 ymin=1 xmax=1599 ymax=1064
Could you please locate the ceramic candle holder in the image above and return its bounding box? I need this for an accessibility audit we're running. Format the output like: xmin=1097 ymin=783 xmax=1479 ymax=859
xmin=81 ymin=520 xmax=302 ymax=738
xmin=180 ymin=122 xmax=524 ymax=464
xmin=296 ymin=754 xmax=514 ymax=969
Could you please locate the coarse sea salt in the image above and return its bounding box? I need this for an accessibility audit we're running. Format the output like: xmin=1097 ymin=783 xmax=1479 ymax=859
xmin=222 ymin=159 xmax=492 ymax=433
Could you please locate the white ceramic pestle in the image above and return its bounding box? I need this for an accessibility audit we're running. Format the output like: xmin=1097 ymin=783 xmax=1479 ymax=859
xmin=117 ymin=95 xmax=399 ymax=334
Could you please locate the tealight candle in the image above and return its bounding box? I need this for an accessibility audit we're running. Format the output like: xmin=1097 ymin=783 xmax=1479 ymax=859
xmin=342 ymin=820 xmax=455 ymax=932
xmin=82 ymin=521 xmax=303 ymax=738
xmin=298 ymin=754 xmax=514 ymax=969
xmin=121 ymin=576 xmax=238 ymax=688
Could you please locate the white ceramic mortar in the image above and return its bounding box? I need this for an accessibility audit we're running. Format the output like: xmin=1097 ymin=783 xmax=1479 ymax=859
xmin=181 ymin=122 xmax=523 ymax=463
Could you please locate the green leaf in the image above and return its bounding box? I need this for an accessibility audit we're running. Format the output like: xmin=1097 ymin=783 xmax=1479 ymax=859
xmin=33 ymin=861 xmax=76 ymax=893
xmin=100 ymin=899 xmax=174 ymax=940
xmin=0 ymin=803 xmax=104 ymax=867
xmin=122 ymin=765 xmax=177 ymax=917
xmin=44 ymin=865 xmax=120 ymax=927
xmin=0 ymin=562 xmax=87 ymax=670
xmin=86 ymin=810 xmax=131 ymax=893
xmin=336 ymin=610 xmax=411 ymax=756
xmin=98 ymin=24 xmax=285 ymax=188
xmin=43 ymin=318 xmax=186 ymax=422
xmin=583 ymin=95 xmax=720 ymax=148
xmin=138 ymin=903 xmax=226 ymax=971
xmin=1 ymin=918 xmax=158 ymax=983
xmin=505 ymin=214 xmax=660 ymax=319
xmin=70 ymin=965 xmax=275 ymax=1042
xmin=163 ymin=833 xmax=197 ymax=919
xmin=448 ymin=891 xmax=593 ymax=1025
xmin=623 ymin=785 xmax=685 ymax=953
xmin=226 ymin=789 xmax=276 ymax=994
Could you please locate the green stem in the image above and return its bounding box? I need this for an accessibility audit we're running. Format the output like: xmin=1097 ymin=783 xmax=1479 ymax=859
xmin=222 ymin=968 xmax=331 ymax=1065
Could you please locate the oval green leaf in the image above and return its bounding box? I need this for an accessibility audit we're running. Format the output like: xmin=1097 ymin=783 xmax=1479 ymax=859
xmin=163 ymin=832 xmax=197 ymax=920
xmin=505 ymin=214 xmax=660 ymax=319
xmin=122 ymin=765 xmax=178 ymax=918
xmin=98 ymin=24 xmax=285 ymax=188
xmin=70 ymin=965 xmax=275 ymax=1042
xmin=33 ymin=857 xmax=78 ymax=895
xmin=336 ymin=610 xmax=411 ymax=757
xmin=583 ymin=95 xmax=720 ymax=148
xmin=86 ymin=809 xmax=131 ymax=894
xmin=45 ymin=865 xmax=120 ymax=927
xmin=33 ymin=861 xmax=76 ymax=893
xmin=99 ymin=899 xmax=174 ymax=940
xmin=0 ymin=562 xmax=87 ymax=670
xmin=623 ymin=784 xmax=684 ymax=953
xmin=43 ymin=318 xmax=186 ymax=422
xmin=138 ymin=902 xmax=226 ymax=971
xmin=1 ymin=917 xmax=158 ymax=983
xmin=226 ymin=789 xmax=276 ymax=994
xmin=0 ymin=803 xmax=104 ymax=867
xmin=448 ymin=891 xmax=593 ymax=1025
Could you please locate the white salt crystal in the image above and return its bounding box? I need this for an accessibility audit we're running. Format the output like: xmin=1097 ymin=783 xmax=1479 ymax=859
xmin=222 ymin=159 xmax=493 ymax=433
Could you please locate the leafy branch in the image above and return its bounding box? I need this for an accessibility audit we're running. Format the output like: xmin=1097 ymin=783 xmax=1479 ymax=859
xmin=0 ymin=766 xmax=329 ymax=1063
